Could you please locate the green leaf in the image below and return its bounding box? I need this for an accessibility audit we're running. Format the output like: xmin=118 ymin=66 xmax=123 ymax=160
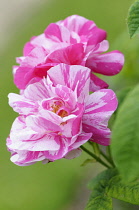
xmin=111 ymin=84 xmax=139 ymax=182
xmin=107 ymin=176 xmax=139 ymax=205
xmin=85 ymin=169 xmax=117 ymax=210
xmin=127 ymin=0 xmax=139 ymax=38
xmin=85 ymin=193 xmax=112 ymax=210
xmin=109 ymin=87 xmax=132 ymax=129
xmin=88 ymin=169 xmax=118 ymax=190
xmin=116 ymin=87 xmax=132 ymax=110
xmin=85 ymin=169 xmax=139 ymax=209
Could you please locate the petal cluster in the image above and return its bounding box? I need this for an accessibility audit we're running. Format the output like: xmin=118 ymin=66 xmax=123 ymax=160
xmin=13 ymin=15 xmax=124 ymax=91
xmin=7 ymin=64 xmax=117 ymax=165
xmin=7 ymin=15 xmax=122 ymax=166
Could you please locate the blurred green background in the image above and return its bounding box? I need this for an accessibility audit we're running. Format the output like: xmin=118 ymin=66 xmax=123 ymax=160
xmin=1 ymin=0 xmax=139 ymax=209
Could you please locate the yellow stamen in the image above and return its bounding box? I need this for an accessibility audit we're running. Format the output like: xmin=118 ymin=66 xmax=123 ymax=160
xmin=58 ymin=110 xmax=68 ymax=118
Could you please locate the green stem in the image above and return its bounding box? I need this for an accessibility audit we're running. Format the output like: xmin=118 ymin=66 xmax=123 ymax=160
xmin=107 ymin=145 xmax=111 ymax=157
xmin=107 ymin=145 xmax=115 ymax=167
xmin=88 ymin=141 xmax=114 ymax=167
xmin=100 ymin=150 xmax=115 ymax=167
xmin=88 ymin=141 xmax=100 ymax=156
xmin=80 ymin=145 xmax=111 ymax=169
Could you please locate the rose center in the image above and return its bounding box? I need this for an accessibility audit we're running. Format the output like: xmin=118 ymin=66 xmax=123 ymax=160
xmin=51 ymin=101 xmax=68 ymax=118
xmin=58 ymin=110 xmax=68 ymax=118
xmin=51 ymin=104 xmax=61 ymax=113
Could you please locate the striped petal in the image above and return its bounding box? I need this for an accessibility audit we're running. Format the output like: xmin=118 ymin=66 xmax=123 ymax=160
xmin=8 ymin=93 xmax=37 ymax=115
xmin=45 ymin=43 xmax=84 ymax=65
xmin=43 ymin=136 xmax=69 ymax=161
xmin=45 ymin=23 xmax=70 ymax=43
xmin=47 ymin=64 xmax=90 ymax=102
xmin=83 ymin=89 xmax=118 ymax=145
xmin=69 ymin=133 xmax=92 ymax=150
xmin=86 ymin=50 xmax=124 ymax=76
xmin=24 ymin=80 xmax=49 ymax=101
xmin=10 ymin=150 xmax=45 ymax=166
xmin=87 ymin=26 xmax=107 ymax=45
xmin=59 ymin=15 xmax=89 ymax=33
xmin=9 ymin=116 xmax=61 ymax=151
xmin=89 ymin=73 xmax=109 ymax=92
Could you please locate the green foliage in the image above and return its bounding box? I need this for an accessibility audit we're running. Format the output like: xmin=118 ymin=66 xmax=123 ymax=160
xmin=85 ymin=169 xmax=139 ymax=210
xmin=85 ymin=193 xmax=112 ymax=210
xmin=127 ymin=0 xmax=139 ymax=38
xmin=85 ymin=169 xmax=116 ymax=210
xmin=109 ymin=87 xmax=132 ymax=130
xmin=107 ymin=176 xmax=139 ymax=205
xmin=111 ymin=84 xmax=139 ymax=182
xmin=116 ymin=87 xmax=132 ymax=109
xmin=88 ymin=169 xmax=117 ymax=190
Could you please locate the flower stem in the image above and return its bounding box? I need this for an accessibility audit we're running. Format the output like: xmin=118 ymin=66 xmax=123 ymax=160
xmin=88 ymin=141 xmax=114 ymax=167
xmin=100 ymin=150 xmax=115 ymax=167
xmin=80 ymin=145 xmax=111 ymax=169
xmin=88 ymin=141 xmax=100 ymax=156
xmin=107 ymin=145 xmax=115 ymax=167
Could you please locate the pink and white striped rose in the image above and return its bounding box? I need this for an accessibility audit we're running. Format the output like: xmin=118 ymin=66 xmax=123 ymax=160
xmin=7 ymin=64 xmax=118 ymax=166
xmin=13 ymin=15 xmax=124 ymax=91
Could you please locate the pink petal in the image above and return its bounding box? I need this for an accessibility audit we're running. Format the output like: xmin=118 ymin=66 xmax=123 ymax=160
xmin=45 ymin=43 xmax=84 ymax=65
xmin=43 ymin=136 xmax=69 ymax=161
xmin=82 ymin=89 xmax=118 ymax=145
xmin=11 ymin=135 xmax=60 ymax=151
xmin=89 ymin=73 xmax=109 ymax=92
xmin=8 ymin=93 xmax=37 ymax=115
xmin=54 ymin=85 xmax=77 ymax=108
xmin=83 ymin=118 xmax=111 ymax=146
xmin=71 ymin=103 xmax=84 ymax=136
xmin=8 ymin=116 xmax=25 ymax=134
xmin=10 ymin=125 xmax=41 ymax=144
xmin=87 ymin=26 xmax=107 ymax=45
xmin=8 ymin=117 xmax=43 ymax=145
xmin=21 ymin=47 xmax=47 ymax=67
xmin=90 ymin=40 xmax=109 ymax=54
xmin=23 ymin=80 xmax=49 ymax=101
xmin=14 ymin=47 xmax=47 ymax=89
xmin=31 ymin=34 xmax=69 ymax=52
xmin=47 ymin=64 xmax=90 ymax=102
xmin=86 ymin=50 xmax=124 ymax=76
xmin=26 ymin=115 xmax=62 ymax=134
xmin=84 ymin=89 xmax=118 ymax=115
xmin=14 ymin=66 xmax=34 ymax=89
xmin=59 ymin=15 xmax=88 ymax=33
xmin=33 ymin=63 xmax=54 ymax=78
xmin=8 ymin=114 xmax=62 ymax=153
xmin=31 ymin=34 xmax=52 ymax=49
xmin=16 ymin=56 xmax=25 ymax=65
xmin=23 ymin=41 xmax=34 ymax=56
xmin=23 ymin=36 xmax=36 ymax=56
xmin=79 ymin=20 xmax=96 ymax=35
xmin=10 ymin=150 xmax=45 ymax=166
xmin=60 ymin=15 xmax=106 ymax=45
xmin=22 ymin=135 xmax=60 ymax=151
xmin=69 ymin=132 xmax=92 ymax=150
xmin=44 ymin=23 xmax=70 ymax=43
xmin=39 ymin=109 xmax=62 ymax=125
xmin=60 ymin=117 xmax=77 ymax=138
xmin=61 ymin=104 xmax=84 ymax=138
